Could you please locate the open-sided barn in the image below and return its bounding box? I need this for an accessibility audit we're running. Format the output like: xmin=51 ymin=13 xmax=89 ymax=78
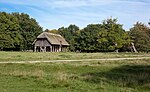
xmin=33 ymin=32 xmax=69 ymax=52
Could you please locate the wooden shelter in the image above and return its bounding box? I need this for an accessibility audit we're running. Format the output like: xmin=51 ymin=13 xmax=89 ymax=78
xmin=33 ymin=32 xmax=69 ymax=52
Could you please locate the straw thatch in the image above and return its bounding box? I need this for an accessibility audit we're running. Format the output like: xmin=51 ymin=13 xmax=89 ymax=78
xmin=33 ymin=32 xmax=69 ymax=52
xmin=33 ymin=32 xmax=69 ymax=46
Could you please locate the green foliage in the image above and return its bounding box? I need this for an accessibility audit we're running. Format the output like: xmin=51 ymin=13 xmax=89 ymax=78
xmin=1 ymin=11 xmax=149 ymax=52
xmin=76 ymin=24 xmax=101 ymax=52
xmin=12 ymin=13 xmax=42 ymax=50
xmin=76 ymin=18 xmax=130 ymax=52
xmin=58 ymin=24 xmax=79 ymax=51
xmin=129 ymin=22 xmax=150 ymax=52
xmin=97 ymin=18 xmax=131 ymax=51
xmin=0 ymin=12 xmax=42 ymax=51
xmin=0 ymin=12 xmax=23 ymax=51
xmin=45 ymin=29 xmax=59 ymax=34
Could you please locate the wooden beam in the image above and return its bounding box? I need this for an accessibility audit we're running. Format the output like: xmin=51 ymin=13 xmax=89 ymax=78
xmin=34 ymin=46 xmax=37 ymax=52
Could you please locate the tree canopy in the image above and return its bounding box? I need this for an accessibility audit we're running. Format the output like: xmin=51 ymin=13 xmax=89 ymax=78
xmin=129 ymin=22 xmax=150 ymax=52
xmin=0 ymin=12 xmax=42 ymax=51
xmin=0 ymin=12 xmax=23 ymax=51
xmin=97 ymin=18 xmax=130 ymax=52
xmin=75 ymin=18 xmax=130 ymax=52
xmin=58 ymin=24 xmax=79 ymax=51
xmin=12 ymin=13 xmax=42 ymax=50
xmin=1 ymin=11 xmax=150 ymax=52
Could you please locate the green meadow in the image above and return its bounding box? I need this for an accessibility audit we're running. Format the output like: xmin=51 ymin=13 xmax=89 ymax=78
xmin=0 ymin=51 xmax=149 ymax=62
xmin=0 ymin=52 xmax=150 ymax=92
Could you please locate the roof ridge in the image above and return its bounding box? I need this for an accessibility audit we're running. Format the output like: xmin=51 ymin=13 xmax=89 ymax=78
xmin=45 ymin=32 xmax=62 ymax=37
xmin=36 ymin=32 xmax=69 ymax=45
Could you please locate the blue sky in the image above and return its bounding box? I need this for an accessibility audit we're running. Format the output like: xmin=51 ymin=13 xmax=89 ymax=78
xmin=0 ymin=0 xmax=150 ymax=30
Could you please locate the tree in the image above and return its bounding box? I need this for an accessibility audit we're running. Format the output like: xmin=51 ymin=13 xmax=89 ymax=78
xmin=0 ymin=12 xmax=23 ymax=51
xmin=76 ymin=24 xmax=101 ymax=52
xmin=45 ymin=29 xmax=58 ymax=34
xmin=58 ymin=24 xmax=79 ymax=51
xmin=0 ymin=12 xmax=42 ymax=51
xmin=129 ymin=22 xmax=150 ymax=52
xmin=12 ymin=13 xmax=42 ymax=50
xmin=76 ymin=18 xmax=130 ymax=52
xmin=97 ymin=18 xmax=130 ymax=52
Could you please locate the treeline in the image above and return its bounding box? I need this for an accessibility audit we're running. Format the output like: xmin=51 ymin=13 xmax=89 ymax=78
xmin=1 ymin=12 xmax=150 ymax=52
xmin=47 ymin=19 xmax=150 ymax=52
xmin=0 ymin=12 xmax=42 ymax=51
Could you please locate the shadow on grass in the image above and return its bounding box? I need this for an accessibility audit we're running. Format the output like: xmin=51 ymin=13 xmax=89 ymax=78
xmin=82 ymin=65 xmax=150 ymax=88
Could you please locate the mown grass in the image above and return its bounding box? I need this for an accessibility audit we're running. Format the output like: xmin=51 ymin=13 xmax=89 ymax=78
xmin=0 ymin=58 xmax=149 ymax=92
xmin=0 ymin=51 xmax=150 ymax=62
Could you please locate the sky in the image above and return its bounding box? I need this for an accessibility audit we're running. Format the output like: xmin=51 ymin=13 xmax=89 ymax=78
xmin=0 ymin=0 xmax=150 ymax=30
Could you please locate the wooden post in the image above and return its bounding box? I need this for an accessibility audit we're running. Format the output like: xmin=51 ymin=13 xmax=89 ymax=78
xmin=44 ymin=46 xmax=46 ymax=52
xmin=55 ymin=46 xmax=56 ymax=52
xmin=52 ymin=46 xmax=54 ymax=52
xmin=34 ymin=46 xmax=37 ymax=52
xmin=54 ymin=46 xmax=55 ymax=52
xmin=62 ymin=47 xmax=63 ymax=52
xmin=55 ymin=46 xmax=57 ymax=52
xmin=40 ymin=47 xmax=42 ymax=52
xmin=40 ymin=46 xmax=41 ymax=52
xmin=40 ymin=46 xmax=45 ymax=52
xmin=51 ymin=46 xmax=53 ymax=52
xmin=56 ymin=46 xmax=58 ymax=52
xmin=59 ymin=41 xmax=62 ymax=52
xmin=50 ymin=46 xmax=52 ymax=52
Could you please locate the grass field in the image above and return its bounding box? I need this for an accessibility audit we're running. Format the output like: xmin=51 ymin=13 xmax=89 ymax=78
xmin=0 ymin=51 xmax=150 ymax=62
xmin=0 ymin=52 xmax=150 ymax=92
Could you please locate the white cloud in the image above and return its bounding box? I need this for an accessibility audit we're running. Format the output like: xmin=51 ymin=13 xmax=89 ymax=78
xmin=0 ymin=0 xmax=150 ymax=30
xmin=1 ymin=0 xmax=148 ymax=8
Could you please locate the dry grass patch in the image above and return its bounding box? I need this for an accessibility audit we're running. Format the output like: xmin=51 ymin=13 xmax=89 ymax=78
xmin=0 ymin=69 xmax=45 ymax=78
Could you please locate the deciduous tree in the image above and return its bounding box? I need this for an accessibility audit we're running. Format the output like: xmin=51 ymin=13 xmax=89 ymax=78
xmin=129 ymin=22 xmax=150 ymax=52
xmin=0 ymin=12 xmax=23 ymax=51
xmin=12 ymin=13 xmax=42 ymax=50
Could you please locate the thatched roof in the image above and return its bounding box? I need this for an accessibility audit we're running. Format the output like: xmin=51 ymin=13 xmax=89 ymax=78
xmin=33 ymin=32 xmax=69 ymax=46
